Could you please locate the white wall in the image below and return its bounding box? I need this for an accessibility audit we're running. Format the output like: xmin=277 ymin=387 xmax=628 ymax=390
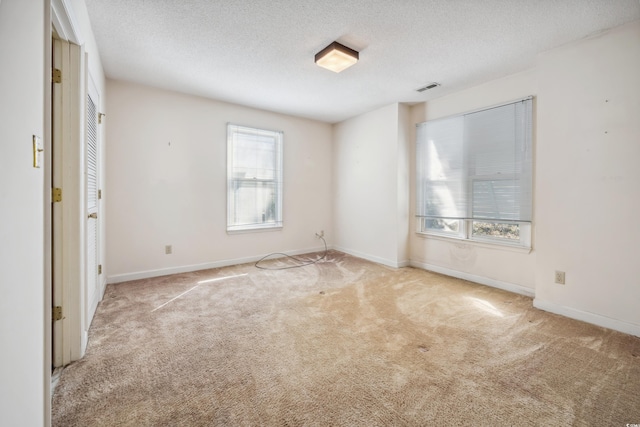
xmin=409 ymin=70 xmax=538 ymax=295
xmin=396 ymin=104 xmax=411 ymax=264
xmin=333 ymin=103 xmax=410 ymax=267
xmin=0 ymin=0 xmax=46 ymax=425
xmin=106 ymin=80 xmax=333 ymax=281
xmin=534 ymin=21 xmax=640 ymax=335
xmin=407 ymin=21 xmax=640 ymax=335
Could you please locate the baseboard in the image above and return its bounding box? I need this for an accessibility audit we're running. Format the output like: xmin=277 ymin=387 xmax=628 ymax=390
xmin=106 ymin=245 xmax=329 ymax=284
xmin=333 ymin=246 xmax=408 ymax=268
xmin=409 ymin=260 xmax=535 ymax=297
xmin=533 ymin=298 xmax=640 ymax=338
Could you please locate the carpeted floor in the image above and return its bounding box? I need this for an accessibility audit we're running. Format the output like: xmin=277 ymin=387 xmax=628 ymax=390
xmin=52 ymin=251 xmax=640 ymax=426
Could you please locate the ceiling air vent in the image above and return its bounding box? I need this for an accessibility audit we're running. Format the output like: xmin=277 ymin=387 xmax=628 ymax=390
xmin=416 ymin=82 xmax=440 ymax=92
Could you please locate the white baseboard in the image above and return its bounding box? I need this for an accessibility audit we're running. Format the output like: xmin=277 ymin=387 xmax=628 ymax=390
xmin=106 ymin=245 xmax=329 ymax=284
xmin=333 ymin=246 xmax=408 ymax=268
xmin=409 ymin=260 xmax=535 ymax=297
xmin=533 ymin=298 xmax=640 ymax=338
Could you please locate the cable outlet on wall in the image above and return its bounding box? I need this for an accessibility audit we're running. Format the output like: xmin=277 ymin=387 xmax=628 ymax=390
xmin=315 ymin=230 xmax=324 ymax=239
xmin=165 ymin=245 xmax=172 ymax=255
xmin=554 ymin=270 xmax=565 ymax=285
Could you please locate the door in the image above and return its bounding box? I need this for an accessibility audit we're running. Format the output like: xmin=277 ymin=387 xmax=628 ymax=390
xmin=50 ymin=0 xmax=104 ymax=370
xmin=51 ymin=37 xmax=84 ymax=367
xmin=51 ymin=37 xmax=59 ymax=369
xmin=51 ymin=37 xmax=67 ymax=368
xmin=85 ymin=75 xmax=100 ymax=326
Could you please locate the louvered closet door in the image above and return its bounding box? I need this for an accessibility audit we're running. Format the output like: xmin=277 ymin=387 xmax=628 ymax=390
xmin=86 ymin=88 xmax=99 ymax=324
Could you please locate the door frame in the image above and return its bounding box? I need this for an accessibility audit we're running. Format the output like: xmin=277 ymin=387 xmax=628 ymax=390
xmin=51 ymin=0 xmax=93 ymax=368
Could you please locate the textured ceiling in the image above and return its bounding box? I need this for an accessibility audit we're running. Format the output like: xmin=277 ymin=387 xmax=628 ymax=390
xmin=85 ymin=0 xmax=640 ymax=123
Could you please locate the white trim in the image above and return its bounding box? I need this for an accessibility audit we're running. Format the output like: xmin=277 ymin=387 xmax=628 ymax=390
xmin=107 ymin=245 xmax=329 ymax=284
xmin=533 ymin=299 xmax=640 ymax=338
xmin=227 ymin=225 xmax=283 ymax=234
xmin=333 ymin=246 xmax=408 ymax=268
xmin=409 ymin=260 xmax=535 ymax=297
xmin=51 ymin=0 xmax=83 ymax=45
xmin=415 ymin=230 xmax=533 ymax=254
xmin=45 ymin=5 xmax=53 ymax=425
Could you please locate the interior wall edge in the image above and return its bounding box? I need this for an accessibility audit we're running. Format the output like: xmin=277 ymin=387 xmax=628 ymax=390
xmin=533 ymin=298 xmax=640 ymax=338
xmin=409 ymin=260 xmax=535 ymax=298
xmin=44 ymin=2 xmax=53 ymax=425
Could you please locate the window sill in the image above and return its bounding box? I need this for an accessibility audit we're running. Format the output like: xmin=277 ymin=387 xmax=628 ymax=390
xmin=227 ymin=224 xmax=283 ymax=235
xmin=415 ymin=231 xmax=532 ymax=254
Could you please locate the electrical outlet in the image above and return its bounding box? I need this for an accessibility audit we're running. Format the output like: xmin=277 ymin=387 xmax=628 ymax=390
xmin=165 ymin=245 xmax=172 ymax=255
xmin=554 ymin=270 xmax=565 ymax=285
xmin=315 ymin=230 xmax=324 ymax=238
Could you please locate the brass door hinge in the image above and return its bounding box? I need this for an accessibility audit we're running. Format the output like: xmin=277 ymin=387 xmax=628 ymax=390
xmin=52 ymin=68 xmax=62 ymax=84
xmin=52 ymin=188 xmax=62 ymax=203
xmin=98 ymin=112 xmax=105 ymax=124
xmin=98 ymin=189 xmax=102 ymax=200
xmin=98 ymin=264 xmax=102 ymax=275
xmin=53 ymin=306 xmax=63 ymax=321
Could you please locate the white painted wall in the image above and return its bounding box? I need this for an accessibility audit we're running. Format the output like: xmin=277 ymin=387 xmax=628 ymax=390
xmin=409 ymin=70 xmax=538 ymax=295
xmin=0 ymin=0 xmax=46 ymax=424
xmin=407 ymin=21 xmax=640 ymax=335
xmin=534 ymin=21 xmax=640 ymax=335
xmin=333 ymin=103 xmax=410 ymax=267
xmin=106 ymin=80 xmax=333 ymax=281
xmin=396 ymin=104 xmax=411 ymax=264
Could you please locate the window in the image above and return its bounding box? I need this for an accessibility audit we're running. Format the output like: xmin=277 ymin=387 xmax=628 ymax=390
xmin=227 ymin=124 xmax=283 ymax=232
xmin=416 ymin=97 xmax=533 ymax=247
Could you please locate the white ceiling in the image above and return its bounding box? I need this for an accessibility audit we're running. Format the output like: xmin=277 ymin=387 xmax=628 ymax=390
xmin=85 ymin=0 xmax=640 ymax=123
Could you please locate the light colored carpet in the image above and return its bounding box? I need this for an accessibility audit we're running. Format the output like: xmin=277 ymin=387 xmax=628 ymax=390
xmin=52 ymin=251 xmax=640 ymax=426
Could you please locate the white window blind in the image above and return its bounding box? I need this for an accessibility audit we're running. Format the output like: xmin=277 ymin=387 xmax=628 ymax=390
xmin=227 ymin=124 xmax=283 ymax=232
xmin=416 ymin=97 xmax=533 ymax=241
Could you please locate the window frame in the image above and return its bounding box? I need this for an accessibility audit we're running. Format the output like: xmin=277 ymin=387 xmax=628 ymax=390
xmin=416 ymin=97 xmax=533 ymax=249
xmin=226 ymin=124 xmax=283 ymax=233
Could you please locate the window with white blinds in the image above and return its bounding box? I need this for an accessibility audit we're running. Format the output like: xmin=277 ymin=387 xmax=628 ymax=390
xmin=416 ymin=97 xmax=533 ymax=246
xmin=227 ymin=124 xmax=283 ymax=232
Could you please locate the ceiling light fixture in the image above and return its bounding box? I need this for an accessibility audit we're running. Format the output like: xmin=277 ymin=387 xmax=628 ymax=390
xmin=315 ymin=41 xmax=359 ymax=73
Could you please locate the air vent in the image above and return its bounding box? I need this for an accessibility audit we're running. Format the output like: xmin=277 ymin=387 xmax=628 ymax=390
xmin=416 ymin=82 xmax=440 ymax=92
